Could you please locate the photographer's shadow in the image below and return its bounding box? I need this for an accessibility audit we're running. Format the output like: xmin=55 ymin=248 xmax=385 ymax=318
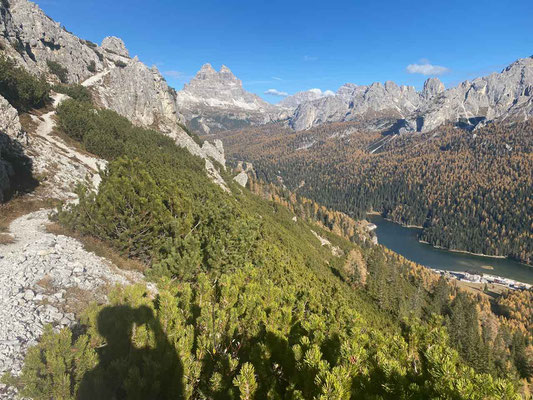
xmin=77 ymin=305 xmax=184 ymax=400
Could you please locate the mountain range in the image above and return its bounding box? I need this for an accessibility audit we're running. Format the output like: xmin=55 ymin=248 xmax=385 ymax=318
xmin=3 ymin=0 xmax=532 ymax=137
xmin=181 ymin=56 xmax=533 ymax=134
xmin=0 ymin=1 xmax=531 ymax=398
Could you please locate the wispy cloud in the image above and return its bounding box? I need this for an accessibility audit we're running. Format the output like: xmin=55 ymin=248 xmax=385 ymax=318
xmin=163 ymin=70 xmax=186 ymax=79
xmin=265 ymin=88 xmax=289 ymax=97
xmin=272 ymin=76 xmax=283 ymax=81
xmin=406 ymin=61 xmax=450 ymax=75
xmin=303 ymin=55 xmax=318 ymax=62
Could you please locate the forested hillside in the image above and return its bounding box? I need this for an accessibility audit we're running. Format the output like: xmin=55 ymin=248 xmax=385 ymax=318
xmin=3 ymin=92 xmax=531 ymax=399
xmin=215 ymin=120 xmax=533 ymax=264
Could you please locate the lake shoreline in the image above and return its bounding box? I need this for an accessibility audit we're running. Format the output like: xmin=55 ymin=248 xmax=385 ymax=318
xmin=368 ymin=214 xmax=533 ymax=284
xmin=366 ymin=212 xmax=530 ymax=266
xmin=419 ymin=240 xmax=509 ymax=260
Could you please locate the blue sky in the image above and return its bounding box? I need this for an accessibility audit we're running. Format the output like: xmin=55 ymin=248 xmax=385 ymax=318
xmin=36 ymin=0 xmax=532 ymax=103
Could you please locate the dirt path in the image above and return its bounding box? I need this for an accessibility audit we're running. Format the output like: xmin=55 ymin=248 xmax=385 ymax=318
xmin=32 ymin=93 xmax=105 ymax=190
xmin=81 ymin=68 xmax=111 ymax=87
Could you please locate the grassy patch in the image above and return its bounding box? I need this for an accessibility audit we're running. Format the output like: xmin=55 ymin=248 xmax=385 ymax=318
xmin=0 ymin=196 xmax=59 ymax=232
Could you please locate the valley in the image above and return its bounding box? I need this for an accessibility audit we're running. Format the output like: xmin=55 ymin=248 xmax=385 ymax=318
xmin=216 ymin=118 xmax=533 ymax=266
xmin=0 ymin=0 xmax=531 ymax=399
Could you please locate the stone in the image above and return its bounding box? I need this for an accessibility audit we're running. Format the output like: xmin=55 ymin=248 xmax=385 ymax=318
xmin=23 ymin=290 xmax=34 ymax=301
xmin=0 ymin=209 xmax=148 ymax=382
xmin=233 ymin=171 xmax=248 ymax=187
xmin=101 ymin=36 xmax=129 ymax=58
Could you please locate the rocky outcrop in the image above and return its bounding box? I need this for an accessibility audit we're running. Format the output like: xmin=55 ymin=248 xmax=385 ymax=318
xmin=101 ymin=36 xmax=129 ymax=58
xmin=279 ymin=88 xmax=335 ymax=109
xmin=290 ymin=56 xmax=533 ymax=133
xmin=233 ymin=171 xmax=248 ymax=187
xmin=421 ymin=77 xmax=445 ymax=99
xmin=405 ymin=56 xmax=533 ymax=132
xmin=201 ymin=139 xmax=225 ymax=167
xmin=0 ymin=94 xmax=25 ymax=202
xmin=92 ymin=59 xmax=184 ymax=133
xmin=290 ymin=81 xmax=421 ymax=131
xmin=177 ymin=64 xmax=287 ymax=133
xmin=3 ymin=0 xmax=104 ymax=83
xmin=0 ymin=94 xmax=23 ymax=141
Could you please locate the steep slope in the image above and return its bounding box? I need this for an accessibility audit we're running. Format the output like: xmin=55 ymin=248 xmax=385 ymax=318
xmin=0 ymin=0 xmax=226 ymax=187
xmin=289 ymin=56 xmax=533 ymax=132
xmin=219 ymin=119 xmax=533 ymax=264
xmin=176 ymin=64 xmax=288 ymax=134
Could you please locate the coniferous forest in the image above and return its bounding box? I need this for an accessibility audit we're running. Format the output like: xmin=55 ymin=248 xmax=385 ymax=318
xmin=214 ymin=120 xmax=533 ymax=265
xmin=3 ymin=94 xmax=531 ymax=399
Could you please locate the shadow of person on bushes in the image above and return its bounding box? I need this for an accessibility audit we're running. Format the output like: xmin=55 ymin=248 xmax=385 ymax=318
xmin=77 ymin=305 xmax=184 ymax=400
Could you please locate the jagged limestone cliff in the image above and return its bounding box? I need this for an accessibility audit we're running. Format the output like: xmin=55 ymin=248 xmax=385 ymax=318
xmin=0 ymin=0 xmax=227 ymax=188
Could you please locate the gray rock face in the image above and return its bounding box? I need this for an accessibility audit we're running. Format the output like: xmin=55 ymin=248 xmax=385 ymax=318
xmin=290 ymin=81 xmax=421 ymax=131
xmin=422 ymin=77 xmax=445 ymax=99
xmin=233 ymin=171 xmax=248 ymax=187
xmin=201 ymin=139 xmax=226 ymax=167
xmin=93 ymin=59 xmax=183 ymax=133
xmin=407 ymin=56 xmax=533 ymax=132
xmin=0 ymin=94 xmax=24 ymax=202
xmin=0 ymin=94 xmax=23 ymax=141
xmin=176 ymin=64 xmax=287 ymax=133
xmin=279 ymin=88 xmax=334 ymax=109
xmin=2 ymin=0 xmax=104 ymax=83
xmin=101 ymin=36 xmax=129 ymax=57
xmin=290 ymin=57 xmax=533 ymax=132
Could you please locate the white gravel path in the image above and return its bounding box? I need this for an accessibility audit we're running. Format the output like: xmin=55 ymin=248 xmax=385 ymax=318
xmin=0 ymin=210 xmax=146 ymax=398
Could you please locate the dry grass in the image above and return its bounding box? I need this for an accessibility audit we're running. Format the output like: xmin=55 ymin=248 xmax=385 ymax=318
xmin=36 ymin=275 xmax=56 ymax=293
xmin=19 ymin=113 xmax=39 ymax=135
xmin=63 ymin=285 xmax=109 ymax=316
xmin=456 ymin=280 xmax=508 ymax=296
xmin=0 ymin=196 xmax=59 ymax=233
xmin=0 ymin=233 xmax=15 ymax=244
xmin=46 ymin=222 xmax=147 ymax=273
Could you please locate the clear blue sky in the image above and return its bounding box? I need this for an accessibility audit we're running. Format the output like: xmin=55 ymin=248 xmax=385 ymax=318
xmin=36 ymin=0 xmax=532 ymax=103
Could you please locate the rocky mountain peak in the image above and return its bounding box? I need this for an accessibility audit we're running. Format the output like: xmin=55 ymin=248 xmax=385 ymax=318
xmin=176 ymin=63 xmax=288 ymax=133
xmin=101 ymin=36 xmax=129 ymax=58
xmin=219 ymin=64 xmax=232 ymax=74
xmin=422 ymin=77 xmax=445 ymax=98
xmin=198 ymin=63 xmax=217 ymax=75
xmin=189 ymin=63 xmax=240 ymax=87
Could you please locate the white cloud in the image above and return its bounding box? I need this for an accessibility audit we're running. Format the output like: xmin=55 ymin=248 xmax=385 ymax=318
xmin=265 ymin=88 xmax=289 ymax=97
xmin=406 ymin=62 xmax=450 ymax=75
xmin=307 ymin=88 xmax=335 ymax=97
xmin=272 ymin=76 xmax=283 ymax=81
